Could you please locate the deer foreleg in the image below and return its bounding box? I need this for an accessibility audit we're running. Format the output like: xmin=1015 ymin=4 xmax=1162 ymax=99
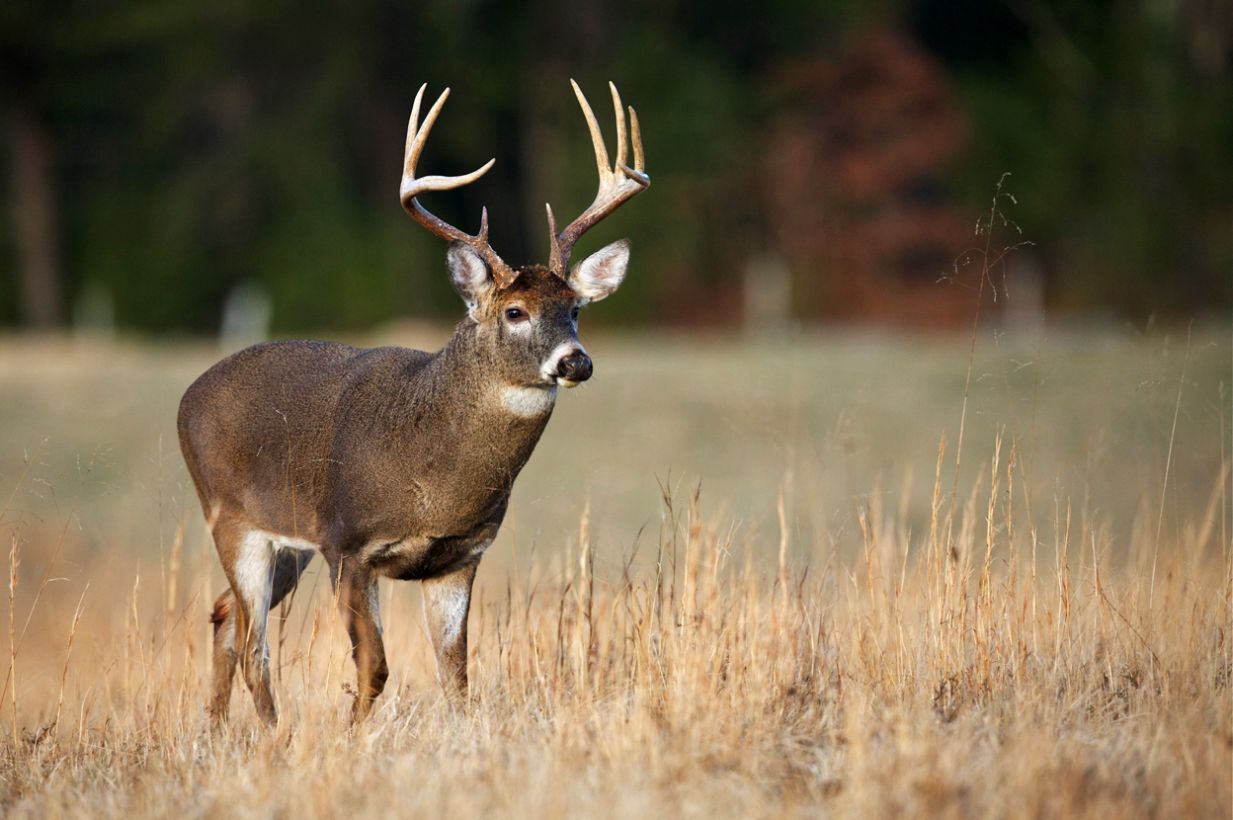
xmin=421 ymin=560 xmax=478 ymax=703
xmin=334 ymin=563 xmax=388 ymax=723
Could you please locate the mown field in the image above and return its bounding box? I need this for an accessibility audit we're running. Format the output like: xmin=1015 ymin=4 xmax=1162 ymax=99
xmin=0 ymin=323 xmax=1229 ymax=818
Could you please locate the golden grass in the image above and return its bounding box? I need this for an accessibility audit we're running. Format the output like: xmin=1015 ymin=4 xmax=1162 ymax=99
xmin=0 ymin=328 xmax=1229 ymax=817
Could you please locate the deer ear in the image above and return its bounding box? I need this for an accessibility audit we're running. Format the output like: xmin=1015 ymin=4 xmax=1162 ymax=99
xmin=569 ymin=239 xmax=630 ymax=302
xmin=447 ymin=243 xmax=492 ymax=311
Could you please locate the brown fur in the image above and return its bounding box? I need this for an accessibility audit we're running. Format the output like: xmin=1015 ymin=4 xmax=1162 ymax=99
xmin=178 ymin=257 xmax=621 ymax=725
xmin=209 ymin=595 xmax=231 ymax=629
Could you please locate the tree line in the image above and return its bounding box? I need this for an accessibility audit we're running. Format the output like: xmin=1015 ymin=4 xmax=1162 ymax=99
xmin=2 ymin=0 xmax=1229 ymax=332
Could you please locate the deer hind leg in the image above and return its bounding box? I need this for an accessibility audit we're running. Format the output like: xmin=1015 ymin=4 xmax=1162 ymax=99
xmin=208 ymin=525 xmax=278 ymax=726
xmin=329 ymin=559 xmax=388 ymax=723
xmin=210 ymin=545 xmax=314 ymax=725
xmin=208 ymin=589 xmax=240 ymax=724
xmin=421 ymin=560 xmax=478 ymax=704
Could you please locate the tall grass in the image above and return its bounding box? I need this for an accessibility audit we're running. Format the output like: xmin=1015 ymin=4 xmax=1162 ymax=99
xmin=0 ymin=422 xmax=1228 ymax=817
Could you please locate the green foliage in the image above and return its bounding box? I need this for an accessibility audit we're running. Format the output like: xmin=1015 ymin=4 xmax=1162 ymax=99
xmin=2 ymin=0 xmax=1229 ymax=331
xmin=935 ymin=0 xmax=1233 ymax=314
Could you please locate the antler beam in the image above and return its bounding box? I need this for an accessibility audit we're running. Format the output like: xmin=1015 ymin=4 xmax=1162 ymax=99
xmin=546 ymin=81 xmax=650 ymax=275
xmin=400 ymin=85 xmax=515 ymax=286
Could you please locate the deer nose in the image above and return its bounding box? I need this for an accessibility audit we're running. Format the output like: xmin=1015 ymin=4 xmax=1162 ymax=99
xmin=556 ymin=350 xmax=592 ymax=384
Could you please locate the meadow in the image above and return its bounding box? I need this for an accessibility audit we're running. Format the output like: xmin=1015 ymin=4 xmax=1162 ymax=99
xmin=0 ymin=321 xmax=1229 ymax=817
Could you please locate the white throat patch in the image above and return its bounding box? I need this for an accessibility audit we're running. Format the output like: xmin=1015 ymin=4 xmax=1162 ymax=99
xmin=500 ymin=385 xmax=557 ymax=418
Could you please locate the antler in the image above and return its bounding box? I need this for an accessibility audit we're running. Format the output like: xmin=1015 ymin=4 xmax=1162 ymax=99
xmin=400 ymin=85 xmax=516 ymax=287
xmin=546 ymin=80 xmax=650 ymax=275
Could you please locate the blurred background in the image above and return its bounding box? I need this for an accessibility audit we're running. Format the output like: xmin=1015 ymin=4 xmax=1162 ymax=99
xmin=3 ymin=0 xmax=1231 ymax=335
xmin=0 ymin=0 xmax=1229 ymax=582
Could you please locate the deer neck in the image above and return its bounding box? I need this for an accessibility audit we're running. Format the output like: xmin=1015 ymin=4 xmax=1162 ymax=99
xmin=409 ymin=320 xmax=556 ymax=462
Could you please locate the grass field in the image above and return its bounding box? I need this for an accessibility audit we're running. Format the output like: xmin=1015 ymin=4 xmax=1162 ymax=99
xmin=0 ymin=322 xmax=1229 ymax=817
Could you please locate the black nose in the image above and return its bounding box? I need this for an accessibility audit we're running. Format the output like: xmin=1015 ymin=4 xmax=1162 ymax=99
xmin=557 ymin=351 xmax=593 ymax=383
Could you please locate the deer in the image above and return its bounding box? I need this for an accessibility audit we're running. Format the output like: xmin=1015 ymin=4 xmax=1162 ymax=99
xmin=177 ymin=80 xmax=648 ymax=726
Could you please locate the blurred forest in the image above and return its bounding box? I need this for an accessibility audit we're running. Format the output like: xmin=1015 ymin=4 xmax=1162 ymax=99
xmin=2 ymin=0 xmax=1230 ymax=333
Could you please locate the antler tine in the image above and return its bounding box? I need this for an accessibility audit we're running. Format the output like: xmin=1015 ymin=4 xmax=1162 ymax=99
xmin=406 ymin=86 xmax=452 ymax=178
xmin=545 ymin=202 xmax=558 ymax=239
xmin=400 ymin=85 xmax=513 ymax=284
xmin=570 ymin=79 xmax=611 ymax=184
xmin=403 ymin=85 xmax=448 ymax=184
xmin=545 ymin=202 xmax=563 ymax=272
xmin=548 ymin=80 xmax=650 ymax=276
xmin=406 ymin=84 xmax=427 ymax=160
xmin=610 ymin=82 xmax=627 ymax=172
xmin=629 ymin=106 xmax=645 ymax=174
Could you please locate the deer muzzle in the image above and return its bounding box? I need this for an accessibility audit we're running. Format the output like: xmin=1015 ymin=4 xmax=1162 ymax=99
xmin=555 ymin=350 xmax=593 ymax=387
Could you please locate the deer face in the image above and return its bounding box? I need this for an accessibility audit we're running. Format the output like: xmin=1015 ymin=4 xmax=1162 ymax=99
xmin=403 ymin=80 xmax=645 ymax=396
xmin=447 ymin=241 xmax=630 ymax=388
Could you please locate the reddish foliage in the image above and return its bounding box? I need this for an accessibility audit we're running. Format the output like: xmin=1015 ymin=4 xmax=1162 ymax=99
xmin=763 ymin=28 xmax=984 ymax=326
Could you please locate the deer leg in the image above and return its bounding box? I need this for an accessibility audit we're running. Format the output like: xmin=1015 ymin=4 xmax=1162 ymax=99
xmin=332 ymin=561 xmax=388 ymax=723
xmin=208 ymin=547 xmax=314 ymax=725
xmin=208 ymin=588 xmax=240 ymax=725
xmin=421 ymin=560 xmax=478 ymax=703
xmin=212 ymin=527 xmax=279 ymax=727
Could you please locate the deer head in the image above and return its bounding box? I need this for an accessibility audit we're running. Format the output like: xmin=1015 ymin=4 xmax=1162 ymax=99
xmin=399 ymin=81 xmax=649 ymax=389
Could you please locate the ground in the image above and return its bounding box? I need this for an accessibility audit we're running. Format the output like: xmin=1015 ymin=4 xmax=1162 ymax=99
xmin=0 ymin=323 xmax=1229 ymax=818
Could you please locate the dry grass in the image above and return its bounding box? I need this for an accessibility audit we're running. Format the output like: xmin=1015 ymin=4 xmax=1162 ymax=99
xmin=0 ymin=327 xmax=1229 ymax=818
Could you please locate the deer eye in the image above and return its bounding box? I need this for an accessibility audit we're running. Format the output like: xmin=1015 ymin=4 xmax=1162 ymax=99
xmin=504 ymin=307 xmax=528 ymax=322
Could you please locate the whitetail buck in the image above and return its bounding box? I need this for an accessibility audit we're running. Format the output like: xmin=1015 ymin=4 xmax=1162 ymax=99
xmin=178 ymin=81 xmax=648 ymax=725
